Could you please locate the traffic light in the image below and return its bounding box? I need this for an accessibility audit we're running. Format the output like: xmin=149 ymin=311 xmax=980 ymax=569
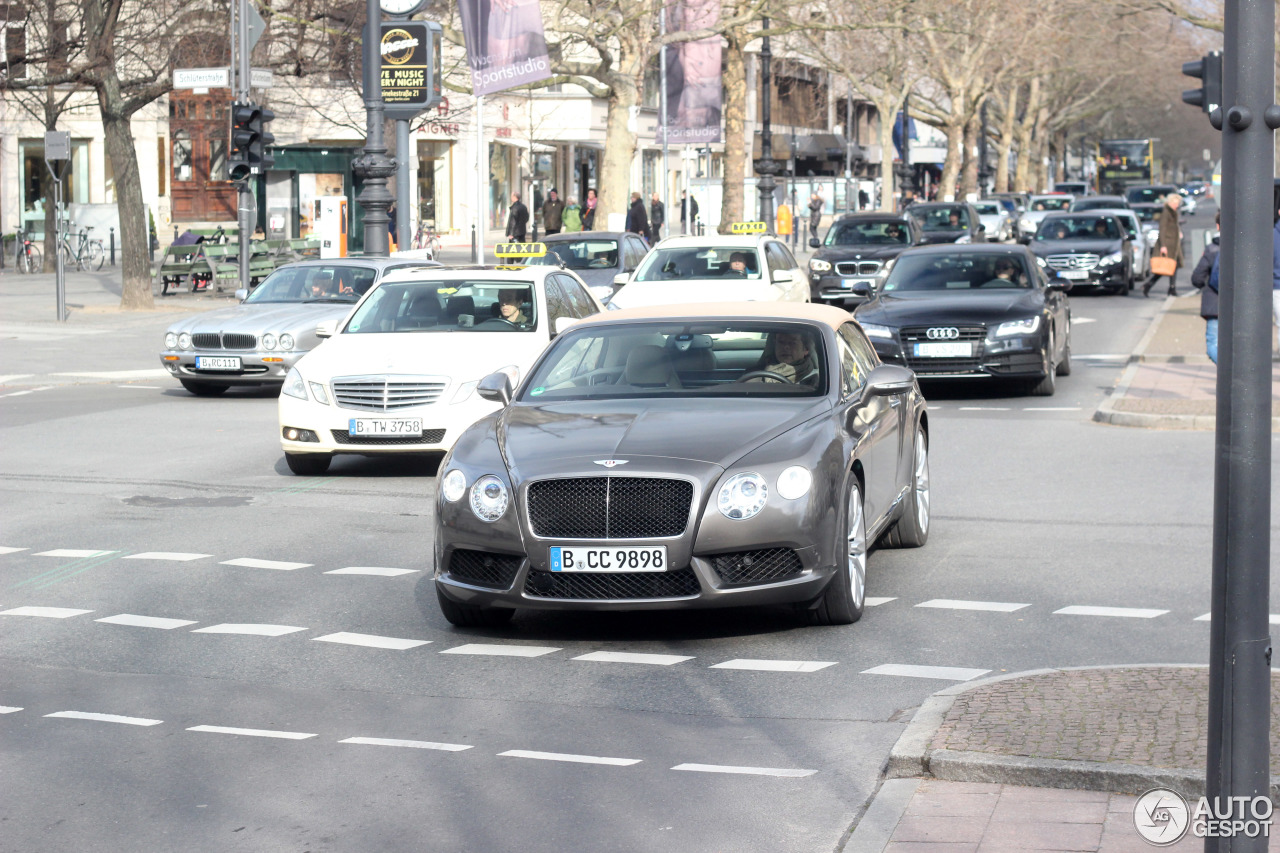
xmin=249 ymin=105 xmax=275 ymax=171
xmin=1182 ymin=51 xmax=1222 ymax=115
xmin=226 ymin=102 xmax=275 ymax=182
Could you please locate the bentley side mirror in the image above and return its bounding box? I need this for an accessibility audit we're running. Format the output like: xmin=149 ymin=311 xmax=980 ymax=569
xmin=808 ymin=237 xmax=820 ymax=249
xmin=315 ymin=321 xmax=335 ymax=339
xmin=867 ymin=363 xmax=917 ymax=396
xmin=476 ymin=372 xmax=513 ymax=405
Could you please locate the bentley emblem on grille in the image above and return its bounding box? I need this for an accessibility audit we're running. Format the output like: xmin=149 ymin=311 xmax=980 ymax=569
xmin=926 ymin=327 xmax=960 ymax=340
xmin=593 ymin=460 xmax=628 ymax=468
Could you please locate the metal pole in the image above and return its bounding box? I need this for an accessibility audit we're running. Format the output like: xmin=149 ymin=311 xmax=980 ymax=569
xmin=396 ymin=119 xmax=410 ymax=251
xmin=236 ymin=0 xmax=252 ymax=287
xmin=51 ymin=170 xmax=65 ymax=321
xmin=754 ymin=15 xmax=777 ymax=231
xmin=659 ymin=6 xmax=669 ymax=240
xmin=475 ymin=94 xmax=485 ymax=262
xmin=353 ymin=0 xmax=395 ymax=258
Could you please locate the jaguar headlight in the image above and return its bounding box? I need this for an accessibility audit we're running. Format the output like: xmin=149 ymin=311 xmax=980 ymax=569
xmin=776 ymin=466 xmax=812 ymax=501
xmin=717 ymin=472 xmax=768 ymax=521
xmin=470 ymin=475 xmax=509 ymax=522
xmin=859 ymin=322 xmax=894 ymax=340
xmin=178 ymin=333 xmax=192 ymax=350
xmin=994 ymin=316 xmax=1042 ymax=337
xmin=279 ymin=334 xmax=295 ymax=351
xmin=282 ymin=367 xmax=308 ymax=400
xmin=809 ymin=258 xmax=832 ymax=272
xmin=441 ymin=469 xmax=467 ymax=503
xmin=261 ymin=333 xmax=277 ymax=351
xmin=165 ymin=332 xmax=178 ymax=349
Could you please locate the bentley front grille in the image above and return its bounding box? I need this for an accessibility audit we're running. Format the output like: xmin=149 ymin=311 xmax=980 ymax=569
xmin=332 ymin=376 xmax=449 ymax=412
xmin=447 ymin=550 xmax=522 ymax=589
xmin=523 ymin=567 xmax=701 ymax=600
xmin=710 ymin=548 xmax=804 ymax=586
xmin=526 ymin=477 xmax=693 ymax=539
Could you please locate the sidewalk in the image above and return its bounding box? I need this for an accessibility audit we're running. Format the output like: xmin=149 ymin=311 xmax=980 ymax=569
xmin=847 ymin=666 xmax=1280 ymax=852
xmin=1093 ymin=294 xmax=1280 ymax=430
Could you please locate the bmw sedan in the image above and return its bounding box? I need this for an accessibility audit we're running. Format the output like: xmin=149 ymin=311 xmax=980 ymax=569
xmin=433 ymin=303 xmax=929 ymax=627
xmin=853 ymin=244 xmax=1071 ymax=396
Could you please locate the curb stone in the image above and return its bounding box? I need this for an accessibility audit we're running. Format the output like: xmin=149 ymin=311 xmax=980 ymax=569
xmin=841 ymin=778 xmax=920 ymax=853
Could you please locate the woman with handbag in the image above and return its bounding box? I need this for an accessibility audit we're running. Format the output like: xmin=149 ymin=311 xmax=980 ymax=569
xmin=1142 ymin=193 xmax=1184 ymax=297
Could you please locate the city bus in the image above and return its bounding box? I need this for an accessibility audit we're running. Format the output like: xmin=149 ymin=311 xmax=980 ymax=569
xmin=1096 ymin=139 xmax=1155 ymax=195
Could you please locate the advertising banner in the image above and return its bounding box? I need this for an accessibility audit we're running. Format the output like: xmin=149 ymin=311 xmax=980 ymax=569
xmin=457 ymin=0 xmax=552 ymax=96
xmin=662 ymin=0 xmax=722 ymax=144
xmin=381 ymin=23 xmax=431 ymax=120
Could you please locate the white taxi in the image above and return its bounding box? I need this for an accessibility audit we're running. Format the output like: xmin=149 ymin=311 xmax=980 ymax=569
xmin=608 ymin=223 xmax=808 ymax=309
xmin=277 ymin=245 xmax=604 ymax=475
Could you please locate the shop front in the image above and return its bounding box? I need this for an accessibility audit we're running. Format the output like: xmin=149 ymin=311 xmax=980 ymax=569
xmin=258 ymin=146 xmax=364 ymax=253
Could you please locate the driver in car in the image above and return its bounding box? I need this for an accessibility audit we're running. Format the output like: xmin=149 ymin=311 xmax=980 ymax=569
xmin=310 ymin=271 xmax=337 ymax=298
xmin=498 ymin=289 xmax=529 ymax=325
xmin=885 ymin=223 xmax=905 ymax=243
xmin=981 ymin=257 xmax=1020 ymax=287
xmin=725 ymin=252 xmax=752 ymax=277
xmin=748 ymin=332 xmax=819 ymax=386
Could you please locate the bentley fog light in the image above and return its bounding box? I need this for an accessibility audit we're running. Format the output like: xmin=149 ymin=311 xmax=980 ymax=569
xmin=470 ymin=475 xmax=509 ymax=522
xmin=441 ymin=469 xmax=467 ymax=502
xmin=165 ymin=332 xmax=178 ymax=349
xmin=809 ymin=258 xmax=831 ymax=272
xmin=993 ymin=316 xmax=1042 ymax=337
xmin=776 ymin=466 xmax=812 ymax=500
xmin=178 ymin=333 xmax=192 ymax=350
xmin=718 ymin=472 xmax=768 ymax=521
xmin=282 ymin=367 xmax=307 ymax=400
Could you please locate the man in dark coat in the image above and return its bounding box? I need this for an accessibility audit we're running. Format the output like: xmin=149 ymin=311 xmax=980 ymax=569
xmin=680 ymin=190 xmax=699 ymax=234
xmin=625 ymin=192 xmax=651 ymax=242
xmin=649 ymin=192 xmax=666 ymax=241
xmin=808 ymin=192 xmax=824 ymax=242
xmin=541 ymin=189 xmax=565 ymax=235
xmin=1142 ymin=192 xmax=1183 ymax=297
xmin=505 ymin=192 xmax=529 ymax=242
xmin=1190 ymin=212 xmax=1220 ymax=363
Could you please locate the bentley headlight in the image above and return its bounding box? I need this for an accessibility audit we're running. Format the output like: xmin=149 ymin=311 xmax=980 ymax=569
xmin=165 ymin=332 xmax=178 ymax=349
xmin=859 ymin=322 xmax=894 ymax=340
xmin=809 ymin=258 xmax=831 ymax=272
xmin=178 ymin=333 xmax=192 ymax=350
xmin=279 ymin=334 xmax=295 ymax=351
xmin=776 ymin=466 xmax=812 ymax=501
xmin=282 ymin=367 xmax=308 ymax=400
xmin=1099 ymin=251 xmax=1123 ymax=265
xmin=717 ymin=472 xmax=768 ymax=521
xmin=470 ymin=475 xmax=509 ymax=522
xmin=994 ymin=316 xmax=1042 ymax=337
xmin=261 ymin=333 xmax=277 ymax=351
xmin=441 ymin=469 xmax=467 ymax=502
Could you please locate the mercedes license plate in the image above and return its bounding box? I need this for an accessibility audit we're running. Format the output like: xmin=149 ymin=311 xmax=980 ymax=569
xmin=549 ymin=546 xmax=667 ymax=573
xmin=914 ymin=342 xmax=972 ymax=358
xmin=194 ymin=356 xmax=241 ymax=370
xmin=1059 ymin=270 xmax=1088 ymax=280
xmin=348 ymin=418 xmax=422 ymax=436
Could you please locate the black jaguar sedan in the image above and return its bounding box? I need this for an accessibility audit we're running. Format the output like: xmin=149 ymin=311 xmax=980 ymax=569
xmin=806 ymin=213 xmax=920 ymax=307
xmin=852 ymin=244 xmax=1071 ymax=396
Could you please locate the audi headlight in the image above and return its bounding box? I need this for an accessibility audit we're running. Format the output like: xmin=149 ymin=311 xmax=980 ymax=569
xmin=1099 ymin=251 xmax=1123 ymax=265
xmin=177 ymin=332 xmax=192 ymax=350
xmin=994 ymin=316 xmax=1042 ymax=337
xmin=470 ymin=475 xmax=509 ymax=522
xmin=165 ymin=332 xmax=178 ymax=349
xmin=308 ymin=382 xmax=329 ymax=404
xmin=809 ymin=258 xmax=832 ymax=272
xmin=441 ymin=469 xmax=467 ymax=503
xmin=717 ymin=472 xmax=768 ymax=521
xmin=859 ymin=322 xmax=894 ymax=339
xmin=282 ymin=367 xmax=307 ymax=400
xmin=279 ymin=334 xmax=295 ymax=351
xmin=776 ymin=466 xmax=812 ymax=501
xmin=261 ymin=333 xmax=277 ymax=351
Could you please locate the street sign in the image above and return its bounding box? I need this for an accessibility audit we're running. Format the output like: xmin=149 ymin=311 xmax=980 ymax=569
xmin=379 ymin=21 xmax=443 ymax=121
xmin=44 ymin=131 xmax=71 ymax=161
xmin=251 ymin=67 xmax=273 ymax=89
xmin=244 ymin=3 xmax=266 ymax=52
xmin=174 ymin=67 xmax=230 ymax=89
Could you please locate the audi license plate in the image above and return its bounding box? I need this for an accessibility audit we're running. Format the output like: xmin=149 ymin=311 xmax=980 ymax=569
xmin=348 ymin=418 xmax=422 ymax=436
xmin=1059 ymin=270 xmax=1089 ymax=280
xmin=194 ymin=356 xmax=241 ymax=370
xmin=549 ymin=546 xmax=667 ymax=573
xmin=914 ymin=342 xmax=972 ymax=358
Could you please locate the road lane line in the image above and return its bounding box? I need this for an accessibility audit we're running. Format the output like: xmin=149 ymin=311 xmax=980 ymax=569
xmin=33 ymin=549 xmax=114 ymax=558
xmin=0 ymin=706 xmax=24 ymax=714
xmin=865 ymin=597 xmax=897 ymax=607
xmin=0 ymin=374 xmax=33 ymax=384
xmin=219 ymin=558 xmax=312 ymax=571
xmin=187 ymin=725 xmax=316 ymax=740
xmin=46 ymin=711 xmax=163 ymax=726
xmin=325 ymin=567 xmax=420 ymax=577
xmin=440 ymin=643 xmax=560 ymax=657
xmin=97 ymin=614 xmax=198 ymax=630
xmin=115 ymin=385 xmax=162 ymax=390
xmin=0 ymin=547 xmax=28 ymax=555
xmin=572 ymin=651 xmax=693 ymax=666
xmin=1194 ymin=613 xmax=1280 ymax=624
xmin=53 ymin=369 xmax=169 ymax=380
xmin=0 ymin=386 xmax=54 ymax=398
xmin=671 ymin=763 xmax=817 ymax=778
xmin=312 ymin=632 xmax=430 ymax=650
xmin=1054 ymin=605 xmax=1168 ymax=619
xmin=861 ymin=664 xmax=991 ymax=681
xmin=958 ymin=407 xmax=1010 ymax=411
xmin=1 ymin=606 xmax=93 ymax=618
xmin=191 ymin=624 xmax=306 ymax=636
xmin=498 ymin=750 xmax=641 ymax=766
xmin=1022 ymin=407 xmax=1081 ymax=412
xmin=124 ymin=552 xmax=213 ymax=562
xmin=916 ymin=599 xmax=1031 ymax=613
xmin=710 ymin=659 xmax=836 ymax=673
xmin=339 ymin=737 xmax=472 ymax=751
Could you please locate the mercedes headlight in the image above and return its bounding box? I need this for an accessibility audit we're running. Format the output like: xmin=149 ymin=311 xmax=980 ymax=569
xmin=261 ymin=333 xmax=277 ymax=351
xmin=859 ymin=322 xmax=894 ymax=339
xmin=451 ymin=380 xmax=479 ymax=404
xmin=717 ymin=472 xmax=768 ymax=521
xmin=776 ymin=466 xmax=812 ymax=501
xmin=470 ymin=475 xmax=509 ymax=522
xmin=1036 ymin=256 xmax=1047 ymax=267
xmin=809 ymin=258 xmax=832 ymax=272
xmin=441 ymin=469 xmax=467 ymax=502
xmin=165 ymin=332 xmax=178 ymax=349
xmin=282 ymin=367 xmax=307 ymax=400
xmin=308 ymin=382 xmax=329 ymax=404
xmin=1099 ymin=251 xmax=1123 ymax=265
xmin=955 ymin=234 xmax=972 ymax=244
xmin=178 ymin=333 xmax=192 ymax=350
xmin=993 ymin=316 xmax=1042 ymax=337
xmin=279 ymin=334 xmax=295 ymax=351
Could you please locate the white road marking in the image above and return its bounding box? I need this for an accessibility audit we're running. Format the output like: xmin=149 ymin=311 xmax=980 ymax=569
xmin=124 ymin=552 xmax=213 ymax=562
xmin=191 ymin=624 xmax=306 ymax=636
xmin=313 ymin=632 xmax=430 ymax=650
xmin=325 ymin=566 xmax=419 ymax=577
xmin=862 ymin=664 xmax=991 ymax=681
xmin=440 ymin=643 xmax=560 ymax=657
xmin=1074 ymin=353 xmax=1129 ymax=360
xmin=710 ymin=659 xmax=836 ymax=673
xmin=498 ymin=750 xmax=641 ymax=766
xmin=1194 ymin=613 xmax=1280 ymax=624
xmin=1054 ymin=605 xmax=1168 ymax=619
xmin=115 ymin=385 xmax=162 ymax=390
xmin=53 ymin=369 xmax=170 ymax=380
xmin=187 ymin=725 xmax=317 ymax=740
xmin=0 ymin=547 xmax=28 ymax=555
xmin=573 ymin=651 xmax=693 ymax=666
xmin=0 ymin=706 xmax=24 ymax=714
xmin=865 ymin=597 xmax=897 ymax=607
xmin=97 ymin=614 xmax=198 ymax=630
xmin=0 ymin=374 xmax=33 ymax=384
xmin=219 ymin=557 xmax=312 ymax=571
xmin=46 ymin=711 xmax=163 ymax=726
xmin=1023 ymin=407 xmax=1081 ymax=412
xmin=958 ymin=407 xmax=1011 ymax=411
xmin=1069 ymin=317 xmax=1098 ymax=325
xmin=1 ymin=606 xmax=93 ymax=618
xmin=34 ymin=549 xmax=114 ymax=558
xmin=339 ymin=737 xmax=472 ymax=751
xmin=916 ymin=599 xmax=1031 ymax=613
xmin=671 ymin=763 xmax=817 ymax=778
xmin=0 ymin=386 xmax=54 ymax=398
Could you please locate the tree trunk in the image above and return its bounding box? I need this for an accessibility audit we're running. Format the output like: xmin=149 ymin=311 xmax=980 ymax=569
xmin=959 ymin=111 xmax=980 ymax=200
xmin=875 ymin=93 xmax=898 ymax=211
xmin=938 ymin=120 xmax=963 ymax=201
xmin=597 ymin=66 xmax=641 ymax=228
xmin=718 ymin=32 xmax=746 ymax=233
xmin=98 ymin=86 xmax=154 ymax=309
xmin=993 ymin=86 xmax=1017 ymax=194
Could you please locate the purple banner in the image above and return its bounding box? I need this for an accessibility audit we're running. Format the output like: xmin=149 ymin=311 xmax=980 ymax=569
xmin=662 ymin=0 xmax=722 ymax=144
xmin=458 ymin=0 xmax=552 ymax=96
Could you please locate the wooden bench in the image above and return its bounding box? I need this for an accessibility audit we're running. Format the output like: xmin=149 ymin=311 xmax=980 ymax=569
xmin=155 ymin=244 xmax=205 ymax=295
xmin=196 ymin=244 xmax=243 ymax=292
xmin=248 ymin=241 xmax=279 ymax=285
xmin=290 ymin=237 xmax=321 ymax=259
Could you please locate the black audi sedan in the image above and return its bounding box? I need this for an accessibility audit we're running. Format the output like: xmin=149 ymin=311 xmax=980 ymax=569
xmin=806 ymin=213 xmax=920 ymax=307
xmin=1028 ymin=212 xmax=1134 ymax=294
xmin=906 ymin=202 xmax=986 ymax=245
xmin=433 ymin=303 xmax=929 ymax=628
xmin=852 ymin=244 xmax=1071 ymax=396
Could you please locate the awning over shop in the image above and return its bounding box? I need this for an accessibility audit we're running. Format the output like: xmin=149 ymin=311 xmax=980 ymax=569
xmin=752 ymin=132 xmax=864 ymax=162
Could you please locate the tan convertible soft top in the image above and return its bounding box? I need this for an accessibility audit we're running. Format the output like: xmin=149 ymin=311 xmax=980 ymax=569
xmin=579 ymin=301 xmax=853 ymax=331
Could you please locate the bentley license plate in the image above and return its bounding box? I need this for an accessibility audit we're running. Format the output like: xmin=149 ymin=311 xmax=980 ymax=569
xmin=194 ymin=356 xmax=241 ymax=370
xmin=348 ymin=418 xmax=422 ymax=436
xmin=914 ymin=342 xmax=972 ymax=358
xmin=549 ymin=546 xmax=667 ymax=573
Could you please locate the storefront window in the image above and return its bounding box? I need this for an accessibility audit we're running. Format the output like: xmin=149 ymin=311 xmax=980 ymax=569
xmin=18 ymin=137 xmax=90 ymax=236
xmin=417 ymin=140 xmax=452 ymax=231
xmin=173 ymin=131 xmax=193 ymax=182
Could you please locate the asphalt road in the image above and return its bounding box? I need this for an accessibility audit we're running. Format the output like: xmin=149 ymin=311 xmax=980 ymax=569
xmin=4 ymin=200 xmax=1275 ymax=853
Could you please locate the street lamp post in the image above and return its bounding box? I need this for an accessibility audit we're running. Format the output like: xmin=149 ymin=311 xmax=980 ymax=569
xmin=353 ymin=0 xmax=396 ymax=257
xmin=752 ymin=16 xmax=781 ymax=229
xmin=896 ymin=92 xmax=915 ymax=209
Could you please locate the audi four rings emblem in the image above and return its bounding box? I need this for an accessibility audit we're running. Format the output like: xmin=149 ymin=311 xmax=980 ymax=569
xmin=926 ymin=327 xmax=960 ymax=340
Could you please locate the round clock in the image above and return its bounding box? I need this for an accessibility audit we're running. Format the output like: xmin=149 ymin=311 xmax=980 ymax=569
xmin=380 ymin=0 xmax=424 ymax=17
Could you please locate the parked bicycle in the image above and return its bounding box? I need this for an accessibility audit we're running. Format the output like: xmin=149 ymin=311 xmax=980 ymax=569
xmin=58 ymin=224 xmax=105 ymax=272
xmin=15 ymin=228 xmax=43 ymax=274
xmin=412 ymin=221 xmax=442 ymax=257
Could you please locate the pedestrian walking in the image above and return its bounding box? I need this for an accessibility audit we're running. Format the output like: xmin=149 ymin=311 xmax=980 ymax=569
xmin=680 ymin=191 xmax=699 ymax=234
xmin=625 ymin=192 xmax=651 ymax=242
xmin=649 ymin=192 xmax=665 ymax=241
xmin=582 ymin=188 xmax=598 ymax=230
xmin=505 ymin=192 xmax=530 ymax=242
xmin=1142 ymin=192 xmax=1184 ymax=297
xmin=858 ymin=188 xmax=870 ymax=209
xmin=387 ymin=202 xmax=398 ymax=251
xmin=1190 ymin=211 xmax=1221 ymax=363
xmin=562 ymin=197 xmax=582 ymax=233
xmin=808 ymin=192 xmax=823 ymax=243
xmin=541 ymin=189 xmax=565 ymax=235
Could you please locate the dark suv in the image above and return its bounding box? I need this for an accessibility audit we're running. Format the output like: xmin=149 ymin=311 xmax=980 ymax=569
xmin=807 ymin=214 xmax=920 ymax=306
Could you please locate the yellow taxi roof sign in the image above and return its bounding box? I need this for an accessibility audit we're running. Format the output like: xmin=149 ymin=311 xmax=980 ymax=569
xmin=493 ymin=242 xmax=547 ymax=258
xmin=730 ymin=221 xmax=768 ymax=235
